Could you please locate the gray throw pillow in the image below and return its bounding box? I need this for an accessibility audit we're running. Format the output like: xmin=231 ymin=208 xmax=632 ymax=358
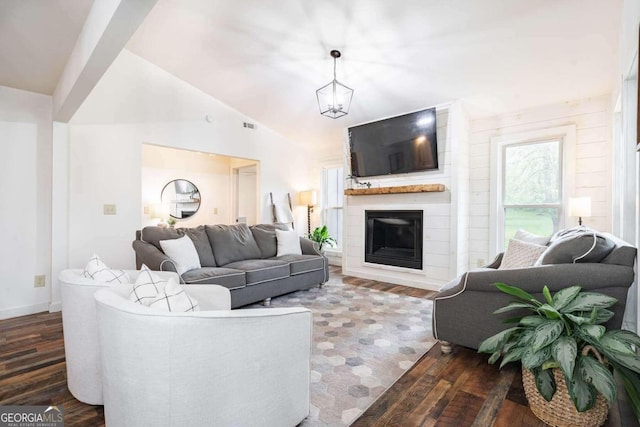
xmin=250 ymin=224 xmax=289 ymax=258
xmin=206 ymin=224 xmax=262 ymax=266
xmin=539 ymin=228 xmax=615 ymax=265
xmin=181 ymin=226 xmax=217 ymax=267
xmin=141 ymin=226 xmax=181 ymax=250
xmin=141 ymin=225 xmax=216 ymax=267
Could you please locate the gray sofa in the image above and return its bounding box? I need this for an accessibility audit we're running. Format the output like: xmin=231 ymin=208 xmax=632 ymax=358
xmin=433 ymin=229 xmax=637 ymax=351
xmin=133 ymin=223 xmax=328 ymax=308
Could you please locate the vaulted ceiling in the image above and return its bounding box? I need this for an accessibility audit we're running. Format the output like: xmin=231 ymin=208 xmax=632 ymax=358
xmin=0 ymin=0 xmax=623 ymax=148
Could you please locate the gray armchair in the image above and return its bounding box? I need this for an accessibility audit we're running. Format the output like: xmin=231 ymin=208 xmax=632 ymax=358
xmin=433 ymin=235 xmax=636 ymax=353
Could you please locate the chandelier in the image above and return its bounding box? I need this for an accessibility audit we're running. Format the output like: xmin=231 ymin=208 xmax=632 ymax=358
xmin=316 ymin=50 xmax=354 ymax=119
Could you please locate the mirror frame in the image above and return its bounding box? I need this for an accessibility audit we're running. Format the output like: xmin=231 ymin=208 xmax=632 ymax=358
xmin=161 ymin=179 xmax=201 ymax=220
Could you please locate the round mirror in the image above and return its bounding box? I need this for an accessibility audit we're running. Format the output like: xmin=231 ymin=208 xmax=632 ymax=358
xmin=161 ymin=179 xmax=201 ymax=219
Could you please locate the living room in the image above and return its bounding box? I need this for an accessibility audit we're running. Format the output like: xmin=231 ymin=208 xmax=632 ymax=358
xmin=1 ymin=0 xmax=640 ymax=426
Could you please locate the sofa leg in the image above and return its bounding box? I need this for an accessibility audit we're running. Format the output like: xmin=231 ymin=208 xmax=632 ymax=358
xmin=262 ymin=298 xmax=271 ymax=307
xmin=317 ymin=283 xmax=324 ymax=289
xmin=440 ymin=341 xmax=452 ymax=354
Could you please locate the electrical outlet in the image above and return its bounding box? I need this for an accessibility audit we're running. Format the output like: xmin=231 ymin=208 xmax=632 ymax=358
xmin=477 ymin=258 xmax=485 ymax=267
xmin=143 ymin=206 xmax=150 ymax=215
xmin=213 ymin=207 xmax=218 ymax=214
xmin=34 ymin=275 xmax=46 ymax=288
xmin=104 ymin=204 xmax=117 ymax=215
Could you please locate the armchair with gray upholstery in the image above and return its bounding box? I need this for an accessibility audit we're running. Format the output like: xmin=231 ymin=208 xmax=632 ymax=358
xmin=433 ymin=230 xmax=637 ymax=353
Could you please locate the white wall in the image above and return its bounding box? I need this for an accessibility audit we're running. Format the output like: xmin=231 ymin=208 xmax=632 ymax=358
xmin=611 ymin=0 xmax=640 ymax=332
xmin=0 ymin=86 xmax=52 ymax=319
xmin=468 ymin=95 xmax=612 ymax=269
xmin=64 ymin=50 xmax=314 ymax=271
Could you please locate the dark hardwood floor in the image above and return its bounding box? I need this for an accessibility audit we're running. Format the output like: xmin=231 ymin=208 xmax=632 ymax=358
xmin=0 ymin=269 xmax=637 ymax=426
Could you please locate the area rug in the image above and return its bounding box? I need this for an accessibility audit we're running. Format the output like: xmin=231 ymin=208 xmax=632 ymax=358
xmin=251 ymin=274 xmax=436 ymax=426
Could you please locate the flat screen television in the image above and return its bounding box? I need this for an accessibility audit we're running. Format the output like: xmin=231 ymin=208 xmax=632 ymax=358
xmin=348 ymin=107 xmax=438 ymax=177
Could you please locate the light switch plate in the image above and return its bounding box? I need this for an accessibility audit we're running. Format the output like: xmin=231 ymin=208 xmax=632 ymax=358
xmin=104 ymin=204 xmax=117 ymax=215
xmin=143 ymin=206 xmax=150 ymax=214
xmin=213 ymin=207 xmax=218 ymax=214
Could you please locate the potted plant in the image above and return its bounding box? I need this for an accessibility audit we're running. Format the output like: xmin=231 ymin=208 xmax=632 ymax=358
xmin=166 ymin=217 xmax=176 ymax=228
xmin=479 ymin=283 xmax=640 ymax=427
xmin=309 ymin=225 xmax=336 ymax=252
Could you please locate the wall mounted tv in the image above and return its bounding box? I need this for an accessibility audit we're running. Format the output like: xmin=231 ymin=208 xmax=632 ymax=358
xmin=348 ymin=107 xmax=438 ymax=178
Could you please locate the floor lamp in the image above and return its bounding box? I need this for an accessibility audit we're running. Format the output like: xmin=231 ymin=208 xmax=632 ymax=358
xmin=299 ymin=190 xmax=317 ymax=235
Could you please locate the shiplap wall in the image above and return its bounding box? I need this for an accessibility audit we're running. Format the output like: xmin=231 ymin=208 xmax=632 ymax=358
xmin=342 ymin=107 xmax=465 ymax=289
xmin=468 ymin=96 xmax=612 ymax=269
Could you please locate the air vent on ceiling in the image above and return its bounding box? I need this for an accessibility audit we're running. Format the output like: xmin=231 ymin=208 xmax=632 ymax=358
xmin=243 ymin=122 xmax=257 ymax=130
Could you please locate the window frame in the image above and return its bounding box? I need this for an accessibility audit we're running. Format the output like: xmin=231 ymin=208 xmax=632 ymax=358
xmin=489 ymin=125 xmax=576 ymax=255
xmin=322 ymin=165 xmax=344 ymax=251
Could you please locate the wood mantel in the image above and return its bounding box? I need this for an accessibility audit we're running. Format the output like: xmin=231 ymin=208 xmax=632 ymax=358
xmin=344 ymin=184 xmax=446 ymax=196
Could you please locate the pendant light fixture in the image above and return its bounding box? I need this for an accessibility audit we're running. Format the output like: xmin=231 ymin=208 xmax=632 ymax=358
xmin=316 ymin=50 xmax=354 ymax=119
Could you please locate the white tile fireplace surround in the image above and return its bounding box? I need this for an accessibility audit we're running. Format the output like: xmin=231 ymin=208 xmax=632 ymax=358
xmin=343 ymin=192 xmax=453 ymax=290
xmin=341 ymin=105 xmax=470 ymax=291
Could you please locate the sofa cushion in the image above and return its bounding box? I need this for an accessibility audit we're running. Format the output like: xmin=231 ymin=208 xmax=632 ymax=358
xmin=159 ymin=235 xmax=201 ymax=275
xmin=182 ymin=226 xmax=217 ymax=267
xmin=83 ymin=254 xmax=131 ymax=283
xmin=223 ymin=259 xmax=290 ymax=285
xmin=206 ymin=224 xmax=261 ymax=266
xmin=514 ymin=229 xmax=550 ymax=246
xmin=181 ymin=267 xmax=246 ymax=290
xmin=148 ymin=279 xmax=200 ymax=312
xmin=141 ymin=226 xmax=216 ymax=267
xmin=251 ymin=224 xmax=289 ymax=258
xmin=540 ymin=227 xmax=615 ymax=265
xmin=129 ymin=265 xmax=169 ymax=305
xmin=499 ymin=239 xmax=547 ymax=270
xmin=276 ymin=230 xmax=302 ymax=256
xmin=272 ymin=254 xmax=324 ymax=275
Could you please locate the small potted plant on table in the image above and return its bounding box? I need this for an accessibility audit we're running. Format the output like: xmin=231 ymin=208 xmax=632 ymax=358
xmin=479 ymin=283 xmax=640 ymax=427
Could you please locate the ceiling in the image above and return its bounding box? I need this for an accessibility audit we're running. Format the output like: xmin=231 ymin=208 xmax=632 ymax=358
xmin=0 ymin=0 xmax=623 ymax=147
xmin=0 ymin=0 xmax=94 ymax=95
xmin=127 ymin=0 xmax=623 ymax=147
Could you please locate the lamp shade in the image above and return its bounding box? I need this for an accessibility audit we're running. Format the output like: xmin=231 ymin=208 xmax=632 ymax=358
xmin=151 ymin=203 xmax=170 ymax=219
xmin=568 ymin=197 xmax=591 ymax=218
xmin=299 ymin=190 xmax=317 ymax=206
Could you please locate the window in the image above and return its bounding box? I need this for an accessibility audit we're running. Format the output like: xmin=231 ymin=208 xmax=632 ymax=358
xmin=323 ymin=166 xmax=343 ymax=249
xmin=490 ymin=126 xmax=575 ymax=254
xmin=502 ymin=140 xmax=561 ymax=248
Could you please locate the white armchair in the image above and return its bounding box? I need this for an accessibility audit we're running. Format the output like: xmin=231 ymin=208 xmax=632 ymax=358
xmin=94 ymin=284 xmax=312 ymax=427
xmin=59 ymin=269 xmax=229 ymax=405
xmin=59 ymin=269 xmax=171 ymax=404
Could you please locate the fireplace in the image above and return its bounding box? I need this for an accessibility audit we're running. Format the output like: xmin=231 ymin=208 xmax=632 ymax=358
xmin=365 ymin=210 xmax=423 ymax=269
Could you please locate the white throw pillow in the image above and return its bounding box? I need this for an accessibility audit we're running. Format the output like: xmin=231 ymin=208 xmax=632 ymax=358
xmin=128 ymin=264 xmax=169 ymax=306
xmin=276 ymin=229 xmax=302 ymax=256
xmin=83 ymin=254 xmax=130 ymax=283
xmin=499 ymin=238 xmax=547 ymax=270
xmin=159 ymin=235 xmax=201 ymax=275
xmin=514 ymin=229 xmax=550 ymax=246
xmin=148 ymin=278 xmax=200 ymax=312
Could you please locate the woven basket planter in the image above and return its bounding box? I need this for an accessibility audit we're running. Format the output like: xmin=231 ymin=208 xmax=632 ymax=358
xmin=522 ymin=367 xmax=609 ymax=427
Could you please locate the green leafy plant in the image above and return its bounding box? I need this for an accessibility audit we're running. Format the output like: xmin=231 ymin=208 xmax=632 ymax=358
xmin=479 ymin=283 xmax=640 ymax=416
xmin=166 ymin=217 xmax=176 ymax=227
xmin=309 ymin=225 xmax=336 ymax=251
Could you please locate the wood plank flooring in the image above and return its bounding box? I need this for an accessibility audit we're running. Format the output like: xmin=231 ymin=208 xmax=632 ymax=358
xmin=0 ymin=269 xmax=637 ymax=426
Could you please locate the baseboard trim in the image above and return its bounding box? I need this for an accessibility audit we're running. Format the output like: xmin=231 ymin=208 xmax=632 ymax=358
xmin=0 ymin=303 xmax=50 ymax=320
xmin=49 ymin=301 xmax=62 ymax=312
xmin=343 ymin=268 xmax=442 ymax=291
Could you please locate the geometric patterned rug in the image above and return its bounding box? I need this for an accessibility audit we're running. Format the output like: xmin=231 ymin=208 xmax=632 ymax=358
xmin=252 ymin=274 xmax=436 ymax=426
